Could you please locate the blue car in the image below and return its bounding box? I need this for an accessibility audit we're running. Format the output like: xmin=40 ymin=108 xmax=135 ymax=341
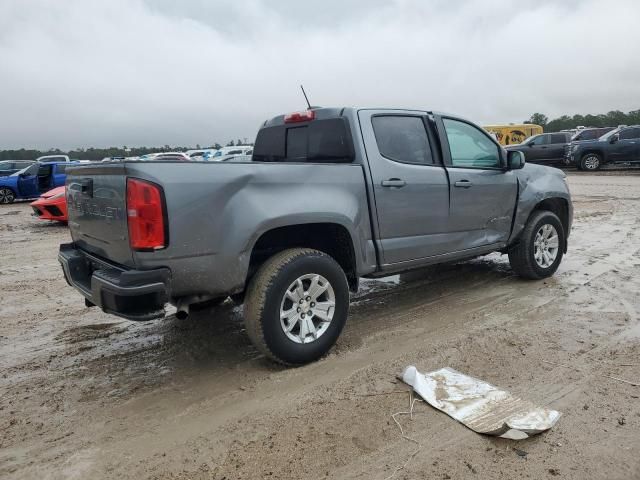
xmin=0 ymin=162 xmax=71 ymax=204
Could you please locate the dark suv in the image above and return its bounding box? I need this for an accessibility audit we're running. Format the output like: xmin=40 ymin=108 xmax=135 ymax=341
xmin=565 ymin=125 xmax=640 ymax=170
xmin=505 ymin=132 xmax=572 ymax=165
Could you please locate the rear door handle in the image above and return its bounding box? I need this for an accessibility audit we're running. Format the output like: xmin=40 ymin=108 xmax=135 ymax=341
xmin=454 ymin=180 xmax=473 ymax=188
xmin=381 ymin=178 xmax=406 ymax=188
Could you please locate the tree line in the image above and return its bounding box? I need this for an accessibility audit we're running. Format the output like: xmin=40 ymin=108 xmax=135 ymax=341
xmin=0 ymin=139 xmax=252 ymax=161
xmin=525 ymin=109 xmax=640 ymax=132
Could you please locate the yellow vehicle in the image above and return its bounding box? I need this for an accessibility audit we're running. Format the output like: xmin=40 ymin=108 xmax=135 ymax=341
xmin=484 ymin=124 xmax=543 ymax=146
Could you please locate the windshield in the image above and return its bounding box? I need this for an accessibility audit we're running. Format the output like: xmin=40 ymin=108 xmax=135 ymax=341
xmin=599 ymin=128 xmax=621 ymax=141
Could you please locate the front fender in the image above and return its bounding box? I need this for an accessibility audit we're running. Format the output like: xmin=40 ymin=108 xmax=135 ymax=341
xmin=509 ymin=164 xmax=572 ymax=245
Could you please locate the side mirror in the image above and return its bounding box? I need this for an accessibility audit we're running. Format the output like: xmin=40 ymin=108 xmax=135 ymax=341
xmin=507 ymin=150 xmax=526 ymax=170
xmin=609 ymin=134 xmax=619 ymax=144
xmin=527 ymin=142 xmax=534 ymax=147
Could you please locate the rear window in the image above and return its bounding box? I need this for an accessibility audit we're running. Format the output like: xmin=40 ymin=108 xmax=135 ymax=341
xmin=253 ymin=118 xmax=354 ymax=163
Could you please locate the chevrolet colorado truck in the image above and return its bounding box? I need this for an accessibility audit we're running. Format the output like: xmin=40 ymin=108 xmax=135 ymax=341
xmin=59 ymin=107 xmax=572 ymax=365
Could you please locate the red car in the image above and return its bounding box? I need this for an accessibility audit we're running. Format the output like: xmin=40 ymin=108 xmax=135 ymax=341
xmin=31 ymin=186 xmax=68 ymax=222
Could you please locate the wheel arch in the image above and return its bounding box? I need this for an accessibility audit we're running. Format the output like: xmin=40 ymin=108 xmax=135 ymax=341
xmin=247 ymin=223 xmax=359 ymax=292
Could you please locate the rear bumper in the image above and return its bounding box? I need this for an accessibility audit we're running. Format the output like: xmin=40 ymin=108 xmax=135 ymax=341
xmin=58 ymin=243 xmax=170 ymax=321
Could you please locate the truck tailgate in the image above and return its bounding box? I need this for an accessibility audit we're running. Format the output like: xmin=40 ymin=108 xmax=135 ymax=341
xmin=66 ymin=164 xmax=134 ymax=266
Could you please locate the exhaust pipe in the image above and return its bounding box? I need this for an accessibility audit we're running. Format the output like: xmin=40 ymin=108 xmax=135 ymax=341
xmin=174 ymin=294 xmax=216 ymax=320
xmin=175 ymin=300 xmax=189 ymax=320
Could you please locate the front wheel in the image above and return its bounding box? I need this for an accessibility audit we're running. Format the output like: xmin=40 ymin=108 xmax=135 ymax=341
xmin=243 ymin=248 xmax=349 ymax=365
xmin=0 ymin=188 xmax=15 ymax=204
xmin=509 ymin=211 xmax=565 ymax=280
xmin=580 ymin=153 xmax=601 ymax=171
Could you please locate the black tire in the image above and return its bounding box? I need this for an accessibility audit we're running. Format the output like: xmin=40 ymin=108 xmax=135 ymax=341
xmin=0 ymin=187 xmax=15 ymax=204
xmin=580 ymin=153 xmax=601 ymax=171
xmin=243 ymin=248 xmax=349 ymax=365
xmin=508 ymin=210 xmax=565 ymax=280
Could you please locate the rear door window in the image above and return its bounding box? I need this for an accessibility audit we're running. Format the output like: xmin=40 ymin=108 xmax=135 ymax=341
xmin=371 ymin=116 xmax=433 ymax=165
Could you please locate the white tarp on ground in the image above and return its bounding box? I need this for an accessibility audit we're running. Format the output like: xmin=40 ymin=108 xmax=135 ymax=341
xmin=401 ymin=366 xmax=561 ymax=440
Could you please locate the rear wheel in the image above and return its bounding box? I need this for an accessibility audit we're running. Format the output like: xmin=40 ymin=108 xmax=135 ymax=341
xmin=243 ymin=248 xmax=349 ymax=365
xmin=0 ymin=188 xmax=15 ymax=204
xmin=509 ymin=211 xmax=564 ymax=280
xmin=580 ymin=153 xmax=601 ymax=171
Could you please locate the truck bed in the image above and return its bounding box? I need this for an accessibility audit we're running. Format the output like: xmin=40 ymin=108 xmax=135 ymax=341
xmin=65 ymin=161 xmax=377 ymax=299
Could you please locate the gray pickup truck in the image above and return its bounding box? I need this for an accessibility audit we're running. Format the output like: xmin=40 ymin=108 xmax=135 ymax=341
xmin=59 ymin=107 xmax=572 ymax=365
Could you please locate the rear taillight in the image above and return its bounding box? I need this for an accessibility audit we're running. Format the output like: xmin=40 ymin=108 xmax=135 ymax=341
xmin=126 ymin=178 xmax=166 ymax=250
xmin=284 ymin=110 xmax=315 ymax=123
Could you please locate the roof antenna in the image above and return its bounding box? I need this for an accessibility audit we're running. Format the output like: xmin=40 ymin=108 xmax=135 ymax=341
xmin=300 ymin=84 xmax=312 ymax=110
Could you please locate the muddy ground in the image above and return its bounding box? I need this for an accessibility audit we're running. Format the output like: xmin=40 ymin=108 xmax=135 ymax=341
xmin=1 ymin=172 xmax=639 ymax=480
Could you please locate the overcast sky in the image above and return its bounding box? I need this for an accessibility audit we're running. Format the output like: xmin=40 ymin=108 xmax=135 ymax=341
xmin=1 ymin=0 xmax=639 ymax=150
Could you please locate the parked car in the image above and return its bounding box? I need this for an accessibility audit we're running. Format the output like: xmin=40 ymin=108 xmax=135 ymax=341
xmin=36 ymin=155 xmax=71 ymax=163
xmin=565 ymin=125 xmax=640 ymax=170
xmin=205 ymin=146 xmax=253 ymax=160
xmin=59 ymin=107 xmax=572 ymax=365
xmin=571 ymin=127 xmax=615 ymax=142
xmin=153 ymin=152 xmax=190 ymax=161
xmin=0 ymin=160 xmax=35 ymax=177
xmin=31 ymin=186 xmax=67 ymax=222
xmin=505 ymin=132 xmax=572 ymax=166
xmin=186 ymin=148 xmax=219 ymax=159
xmin=0 ymin=162 xmax=70 ymax=204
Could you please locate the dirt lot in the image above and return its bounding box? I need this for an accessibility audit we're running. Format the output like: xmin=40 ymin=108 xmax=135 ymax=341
xmin=1 ymin=172 xmax=639 ymax=480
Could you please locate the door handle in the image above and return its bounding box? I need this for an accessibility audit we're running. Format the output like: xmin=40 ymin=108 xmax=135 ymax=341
xmin=381 ymin=178 xmax=406 ymax=188
xmin=454 ymin=180 xmax=473 ymax=188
